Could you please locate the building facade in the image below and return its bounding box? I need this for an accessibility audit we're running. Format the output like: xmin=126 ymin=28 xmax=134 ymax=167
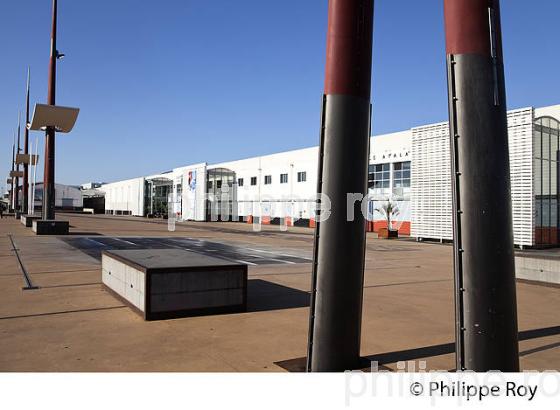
xmin=100 ymin=104 xmax=560 ymax=248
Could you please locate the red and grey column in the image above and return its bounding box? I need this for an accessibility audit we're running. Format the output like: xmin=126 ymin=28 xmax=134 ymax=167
xmin=307 ymin=0 xmax=374 ymax=372
xmin=43 ymin=0 xmax=58 ymax=221
xmin=10 ymin=137 xmax=15 ymax=212
xmin=444 ymin=0 xmax=519 ymax=371
xmin=22 ymin=69 xmax=30 ymax=215
xmin=15 ymin=118 xmax=21 ymax=213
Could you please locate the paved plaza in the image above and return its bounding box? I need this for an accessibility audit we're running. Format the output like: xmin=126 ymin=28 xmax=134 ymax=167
xmin=0 ymin=214 xmax=558 ymax=371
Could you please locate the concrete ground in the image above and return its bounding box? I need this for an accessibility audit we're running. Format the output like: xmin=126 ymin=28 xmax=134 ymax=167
xmin=0 ymin=213 xmax=558 ymax=372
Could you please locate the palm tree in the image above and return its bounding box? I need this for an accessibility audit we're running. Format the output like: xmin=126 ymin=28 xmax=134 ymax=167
xmin=375 ymin=200 xmax=400 ymax=232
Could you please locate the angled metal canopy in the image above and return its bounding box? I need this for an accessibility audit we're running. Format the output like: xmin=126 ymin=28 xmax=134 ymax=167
xmin=15 ymin=154 xmax=40 ymax=166
xmin=28 ymin=104 xmax=80 ymax=133
xmin=16 ymin=154 xmax=30 ymax=165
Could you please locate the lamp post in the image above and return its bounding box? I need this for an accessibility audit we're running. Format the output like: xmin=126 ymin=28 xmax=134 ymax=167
xmin=43 ymin=0 xmax=60 ymax=220
xmin=15 ymin=115 xmax=21 ymax=213
xmin=444 ymin=0 xmax=519 ymax=371
xmin=10 ymin=135 xmax=15 ymax=212
xmin=23 ymin=68 xmax=31 ymax=215
xmin=307 ymin=0 xmax=374 ymax=372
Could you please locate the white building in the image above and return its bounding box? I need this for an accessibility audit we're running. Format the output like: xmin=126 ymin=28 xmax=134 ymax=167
xmin=100 ymin=104 xmax=560 ymax=248
xmin=32 ymin=183 xmax=83 ymax=210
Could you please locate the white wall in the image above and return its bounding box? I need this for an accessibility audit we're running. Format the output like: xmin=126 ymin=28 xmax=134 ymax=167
xmin=101 ymin=177 xmax=145 ymax=216
xmin=535 ymin=104 xmax=560 ymax=119
xmin=213 ymin=147 xmax=319 ymax=220
xmin=370 ymin=131 xmax=412 ymax=165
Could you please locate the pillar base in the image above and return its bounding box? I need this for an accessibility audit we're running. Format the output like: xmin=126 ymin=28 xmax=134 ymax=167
xmin=21 ymin=215 xmax=42 ymax=228
xmin=32 ymin=220 xmax=69 ymax=235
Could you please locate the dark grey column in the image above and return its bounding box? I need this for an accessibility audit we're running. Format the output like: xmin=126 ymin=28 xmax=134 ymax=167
xmin=307 ymin=0 xmax=374 ymax=372
xmin=444 ymin=0 xmax=519 ymax=371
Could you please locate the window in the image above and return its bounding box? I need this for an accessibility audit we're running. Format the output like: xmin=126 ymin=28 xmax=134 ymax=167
xmin=251 ymin=177 xmax=257 ymax=186
xmin=280 ymin=174 xmax=288 ymax=184
xmin=297 ymin=171 xmax=307 ymax=182
xmin=216 ymin=180 xmax=222 ymax=189
xmin=534 ymin=117 xmax=560 ymax=246
xmin=238 ymin=178 xmax=244 ymax=187
xmin=207 ymin=181 xmax=213 ymax=190
xmin=368 ymin=163 xmax=390 ymax=190
xmin=264 ymin=175 xmax=272 ymax=185
xmin=393 ymin=161 xmax=411 ymax=189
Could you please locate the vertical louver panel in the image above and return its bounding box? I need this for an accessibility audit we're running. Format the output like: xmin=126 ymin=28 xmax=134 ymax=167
xmin=411 ymin=108 xmax=534 ymax=247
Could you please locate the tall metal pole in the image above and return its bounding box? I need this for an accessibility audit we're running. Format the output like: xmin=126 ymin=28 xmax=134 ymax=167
xmin=444 ymin=0 xmax=519 ymax=371
xmin=43 ymin=0 xmax=57 ymax=220
xmin=307 ymin=0 xmax=374 ymax=372
xmin=23 ymin=68 xmax=31 ymax=214
xmin=32 ymin=137 xmax=39 ymax=214
xmin=15 ymin=114 xmax=21 ymax=212
xmin=10 ymin=135 xmax=15 ymax=212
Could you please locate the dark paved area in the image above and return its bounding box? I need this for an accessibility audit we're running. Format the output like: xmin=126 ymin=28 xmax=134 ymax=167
xmin=60 ymin=236 xmax=312 ymax=265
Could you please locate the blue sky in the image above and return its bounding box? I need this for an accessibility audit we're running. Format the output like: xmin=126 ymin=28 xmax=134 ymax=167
xmin=1 ymin=0 xmax=559 ymax=188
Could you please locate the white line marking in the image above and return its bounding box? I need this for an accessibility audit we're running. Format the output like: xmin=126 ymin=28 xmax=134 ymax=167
xmin=268 ymin=258 xmax=296 ymax=265
xmin=234 ymin=259 xmax=257 ymax=266
xmin=246 ymin=248 xmax=311 ymax=260
xmin=113 ymin=238 xmax=137 ymax=246
xmin=85 ymin=238 xmax=106 ymax=247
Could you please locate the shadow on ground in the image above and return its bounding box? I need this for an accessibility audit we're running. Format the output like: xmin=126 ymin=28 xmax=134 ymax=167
xmin=247 ymin=279 xmax=309 ymax=313
xmin=274 ymin=325 xmax=560 ymax=372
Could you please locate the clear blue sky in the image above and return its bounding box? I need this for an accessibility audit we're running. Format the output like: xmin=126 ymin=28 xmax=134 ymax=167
xmin=1 ymin=0 xmax=559 ymax=189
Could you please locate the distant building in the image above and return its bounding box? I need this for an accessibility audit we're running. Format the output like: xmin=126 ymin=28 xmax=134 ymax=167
xmin=31 ymin=183 xmax=83 ymax=211
xmin=81 ymin=182 xmax=104 ymax=190
xmin=99 ymin=104 xmax=560 ymax=248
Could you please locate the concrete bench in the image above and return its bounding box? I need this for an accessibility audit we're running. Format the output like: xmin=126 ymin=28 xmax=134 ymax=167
xmin=32 ymin=219 xmax=70 ymax=235
xmin=102 ymin=249 xmax=248 ymax=321
xmin=516 ymin=255 xmax=560 ymax=286
xmin=21 ymin=214 xmax=42 ymax=227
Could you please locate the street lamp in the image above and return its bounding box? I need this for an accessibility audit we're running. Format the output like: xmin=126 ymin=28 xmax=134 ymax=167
xmin=22 ymin=68 xmax=31 ymax=216
xmin=42 ymin=0 xmax=59 ymax=222
xmin=26 ymin=0 xmax=80 ymax=235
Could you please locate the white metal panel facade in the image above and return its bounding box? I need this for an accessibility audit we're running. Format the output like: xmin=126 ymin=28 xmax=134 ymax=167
xmin=508 ymin=108 xmax=534 ymax=247
xmin=411 ymin=108 xmax=535 ymax=247
xmin=411 ymin=122 xmax=453 ymax=241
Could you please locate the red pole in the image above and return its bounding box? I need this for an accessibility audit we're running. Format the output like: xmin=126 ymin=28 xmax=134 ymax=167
xmin=444 ymin=0 xmax=519 ymax=371
xmin=23 ymin=69 xmax=30 ymax=214
xmin=43 ymin=0 xmax=57 ymax=220
xmin=15 ymin=114 xmax=21 ymax=213
xmin=10 ymin=136 xmax=15 ymax=212
xmin=307 ymin=0 xmax=374 ymax=372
